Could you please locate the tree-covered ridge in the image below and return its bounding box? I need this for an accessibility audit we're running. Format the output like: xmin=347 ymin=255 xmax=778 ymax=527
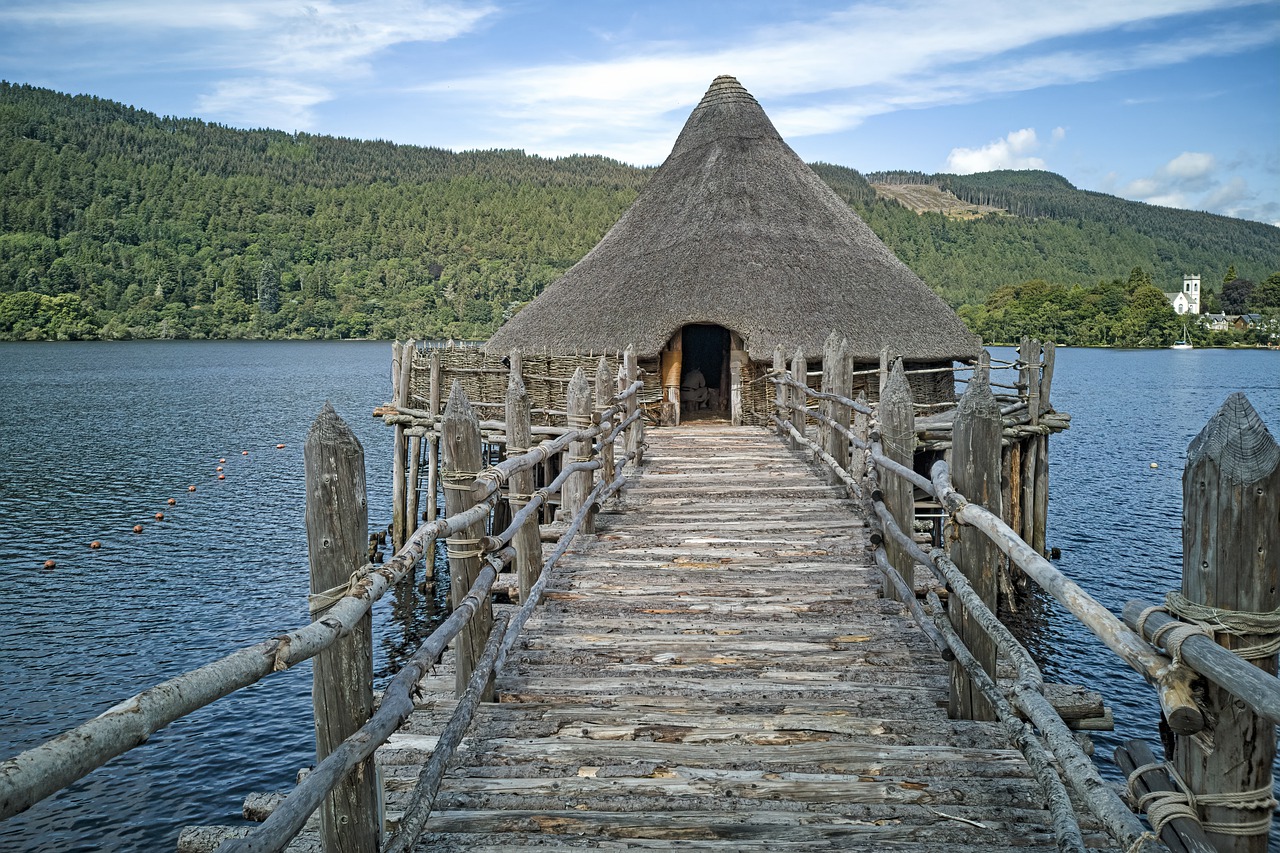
xmin=1 ymin=82 xmax=1276 ymax=343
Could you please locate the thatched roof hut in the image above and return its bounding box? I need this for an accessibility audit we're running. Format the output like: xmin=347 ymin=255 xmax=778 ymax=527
xmin=486 ymin=75 xmax=981 ymax=424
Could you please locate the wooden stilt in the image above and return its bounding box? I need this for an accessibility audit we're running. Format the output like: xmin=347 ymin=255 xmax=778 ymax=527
xmin=879 ymin=360 xmax=916 ymax=602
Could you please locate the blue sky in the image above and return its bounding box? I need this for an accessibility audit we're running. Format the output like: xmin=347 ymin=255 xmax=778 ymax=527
xmin=2 ymin=1 xmax=1278 ymax=225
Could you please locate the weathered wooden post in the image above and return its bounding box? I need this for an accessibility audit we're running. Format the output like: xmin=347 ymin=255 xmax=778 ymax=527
xmin=304 ymin=403 xmax=378 ymax=853
xmin=442 ymin=381 xmax=493 ymax=700
xmin=596 ymin=357 xmax=616 ymax=489
xmin=506 ymin=357 xmax=540 ymax=604
xmin=1019 ymin=338 xmax=1041 ymax=547
xmin=947 ymin=352 xmax=1001 ymax=721
xmin=660 ymin=335 xmax=681 ymax=426
xmin=773 ymin=345 xmax=787 ymax=437
xmin=880 ymin=360 xmax=916 ymax=601
xmin=789 ymin=348 xmax=807 ymax=451
xmin=623 ymin=344 xmax=642 ymax=466
xmin=1032 ymin=341 xmax=1055 ymax=557
xmin=391 ymin=342 xmax=408 ymax=552
xmin=830 ymin=337 xmax=851 ymax=482
xmin=878 ymin=346 xmax=892 ymax=399
xmin=420 ymin=349 xmax=442 ymax=582
xmin=562 ymin=367 xmax=595 ymax=529
xmin=1173 ymin=392 xmax=1279 ymax=852
xmin=819 ymin=331 xmax=839 ymax=464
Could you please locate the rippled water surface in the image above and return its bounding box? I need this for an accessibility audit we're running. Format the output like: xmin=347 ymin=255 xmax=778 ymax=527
xmin=1 ymin=342 xmax=1277 ymax=850
xmin=0 ymin=341 xmax=440 ymax=852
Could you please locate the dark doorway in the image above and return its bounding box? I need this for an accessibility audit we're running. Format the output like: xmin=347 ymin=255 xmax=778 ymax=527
xmin=680 ymin=324 xmax=730 ymax=420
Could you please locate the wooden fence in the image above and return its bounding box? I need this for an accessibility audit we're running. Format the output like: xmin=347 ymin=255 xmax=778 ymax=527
xmin=769 ymin=352 xmax=1279 ymax=853
xmin=0 ymin=354 xmax=646 ymax=853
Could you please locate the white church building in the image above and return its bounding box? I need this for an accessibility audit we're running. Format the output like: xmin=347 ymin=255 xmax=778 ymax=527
xmin=1166 ymin=274 xmax=1201 ymax=315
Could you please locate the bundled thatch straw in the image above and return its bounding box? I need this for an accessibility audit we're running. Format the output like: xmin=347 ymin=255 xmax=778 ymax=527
xmin=486 ymin=75 xmax=981 ymax=363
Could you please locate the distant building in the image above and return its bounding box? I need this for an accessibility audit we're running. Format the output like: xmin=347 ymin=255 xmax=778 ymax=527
xmin=1202 ymin=312 xmax=1230 ymax=331
xmin=1166 ymin=274 xmax=1201 ymax=315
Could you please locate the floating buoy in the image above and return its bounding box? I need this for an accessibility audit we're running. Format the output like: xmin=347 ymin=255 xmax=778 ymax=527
xmin=218 ymin=473 xmax=226 ymax=480
xmin=242 ymin=450 xmax=249 ymax=456
xmin=216 ymin=466 xmax=224 ymax=472
xmin=44 ymin=559 xmax=56 ymax=569
xmin=167 ymin=498 xmax=176 ymax=506
xmin=89 ymin=540 xmax=101 ymax=549
xmin=219 ymin=457 xmax=226 ymax=464
xmin=132 ymin=524 xmax=143 ymax=534
xmin=276 ymin=443 xmax=286 ymax=449
xmin=1150 ymin=462 xmax=1159 ymax=469
xmin=188 ymin=485 xmax=197 ymax=492
xmin=154 ymin=512 xmax=164 ymax=521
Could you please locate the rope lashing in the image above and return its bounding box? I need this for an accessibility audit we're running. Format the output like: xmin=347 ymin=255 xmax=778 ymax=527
xmin=309 ymin=565 xmax=373 ymax=616
xmin=445 ymin=537 xmax=484 ymax=560
xmin=1137 ymin=597 xmax=1280 ymax=663
xmin=441 ymin=470 xmax=479 ymax=491
xmin=1126 ymin=759 xmax=1279 ymax=837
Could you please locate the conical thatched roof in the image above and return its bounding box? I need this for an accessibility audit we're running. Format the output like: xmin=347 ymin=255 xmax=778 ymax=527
xmin=486 ymin=75 xmax=981 ymax=362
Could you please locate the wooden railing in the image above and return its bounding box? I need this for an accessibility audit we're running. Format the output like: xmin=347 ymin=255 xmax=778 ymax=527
xmin=0 ymin=352 xmax=646 ymax=853
xmin=769 ymin=350 xmax=1279 ymax=853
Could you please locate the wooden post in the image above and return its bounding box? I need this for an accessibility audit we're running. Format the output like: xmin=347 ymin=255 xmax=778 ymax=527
xmin=880 ymin=359 xmax=916 ymax=601
xmin=831 ymin=337 xmax=851 ymax=481
xmin=391 ymin=342 xmax=408 ymax=552
xmin=1020 ymin=339 xmax=1040 ymax=546
xmin=789 ymin=348 xmax=806 ymax=451
xmin=773 ymin=345 xmax=787 ymax=437
xmin=623 ymin=345 xmax=642 ymax=466
xmin=730 ymin=339 xmax=746 ymax=427
xmin=304 ymin=403 xmax=378 ymax=853
xmin=820 ymin=331 xmax=838 ymax=465
xmin=595 ymin=357 xmax=615 ymax=488
xmin=506 ymin=357 xmax=540 ymax=604
xmin=1174 ymin=392 xmax=1279 ymax=852
xmin=562 ymin=367 xmax=594 ymax=529
xmin=853 ymin=390 xmax=869 ymax=459
xmin=947 ymin=352 xmax=1001 ymax=721
xmin=878 ymin=346 xmax=892 ymax=400
xmin=442 ymin=381 xmax=493 ymax=700
xmin=1033 ymin=342 xmax=1055 ymax=557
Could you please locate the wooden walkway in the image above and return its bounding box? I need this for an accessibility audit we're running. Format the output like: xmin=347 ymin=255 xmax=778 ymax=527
xmin=380 ymin=425 xmax=1102 ymax=851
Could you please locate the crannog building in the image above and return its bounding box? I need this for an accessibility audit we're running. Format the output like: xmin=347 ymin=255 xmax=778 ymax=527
xmin=485 ymin=75 xmax=981 ymax=425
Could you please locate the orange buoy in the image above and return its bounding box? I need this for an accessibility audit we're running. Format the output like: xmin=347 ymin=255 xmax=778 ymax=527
xmin=89 ymin=540 xmax=101 ymax=549
xmin=219 ymin=457 xmax=226 ymax=463
xmin=241 ymin=450 xmax=249 ymax=456
xmin=154 ymin=512 xmax=165 ymax=521
xmin=218 ymin=473 xmax=226 ymax=480
xmin=188 ymin=485 xmax=197 ymax=492
xmin=167 ymin=498 xmax=176 ymax=506
xmin=132 ymin=524 xmax=143 ymax=534
xmin=216 ymin=466 xmax=224 ymax=472
xmin=43 ymin=559 xmax=56 ymax=570
xmin=275 ymin=443 xmax=285 ymax=449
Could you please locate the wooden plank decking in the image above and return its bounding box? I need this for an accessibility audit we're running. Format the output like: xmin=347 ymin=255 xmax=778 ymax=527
xmin=381 ymin=425 xmax=1103 ymax=851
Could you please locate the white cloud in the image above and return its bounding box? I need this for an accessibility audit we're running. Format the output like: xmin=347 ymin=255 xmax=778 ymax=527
xmin=410 ymin=0 xmax=1276 ymax=161
xmin=945 ymin=128 xmax=1049 ymax=174
xmin=0 ymin=1 xmax=498 ymax=129
xmin=1118 ymin=151 xmax=1276 ymax=220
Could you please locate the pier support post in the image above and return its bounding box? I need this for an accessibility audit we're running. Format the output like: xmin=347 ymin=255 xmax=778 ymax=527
xmin=880 ymin=360 xmax=916 ymax=602
xmin=305 ymin=404 xmax=379 ymax=853
xmin=596 ymin=357 xmax=616 ymax=489
xmin=830 ymin=338 xmax=851 ymax=482
xmin=442 ymin=382 xmax=493 ymax=700
xmin=789 ymin=348 xmax=807 ymax=451
xmin=391 ymin=341 xmax=409 ymax=554
xmin=773 ymin=345 xmax=787 ymax=437
xmin=623 ymin=345 xmax=643 ymax=466
xmin=1174 ymin=392 xmax=1279 ymax=852
xmin=506 ymin=355 xmax=540 ymax=604
xmin=562 ymin=368 xmax=595 ymax=531
xmin=947 ymin=353 xmax=1001 ymax=721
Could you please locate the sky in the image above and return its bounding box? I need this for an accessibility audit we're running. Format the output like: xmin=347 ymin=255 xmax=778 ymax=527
xmin=1 ymin=1 xmax=1278 ymax=225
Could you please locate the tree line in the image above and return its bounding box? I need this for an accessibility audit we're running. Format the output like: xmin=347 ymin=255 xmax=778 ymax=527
xmin=2 ymin=82 xmax=1277 ymax=344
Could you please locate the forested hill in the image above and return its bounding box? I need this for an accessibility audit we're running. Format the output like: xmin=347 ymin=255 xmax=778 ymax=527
xmin=2 ymin=81 xmax=1276 ymax=342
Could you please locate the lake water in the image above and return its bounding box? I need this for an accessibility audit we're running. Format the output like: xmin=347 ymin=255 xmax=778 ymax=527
xmin=0 ymin=341 xmax=1277 ymax=851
